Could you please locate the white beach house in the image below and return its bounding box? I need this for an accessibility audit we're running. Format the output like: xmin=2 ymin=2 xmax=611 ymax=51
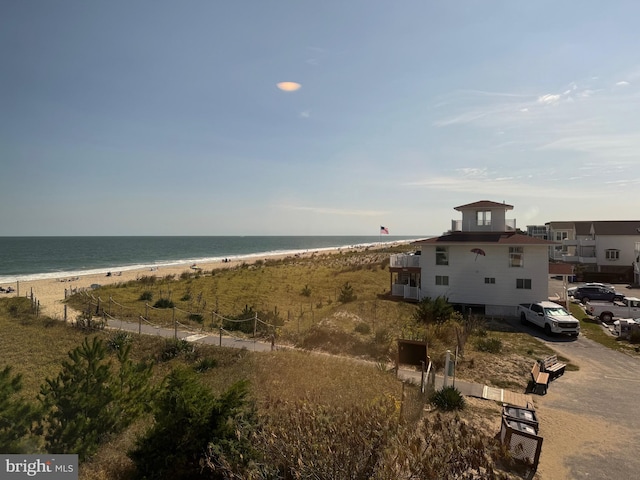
xmin=389 ymin=200 xmax=556 ymax=316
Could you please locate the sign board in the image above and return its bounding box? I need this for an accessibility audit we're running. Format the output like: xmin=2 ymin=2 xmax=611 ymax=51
xmin=397 ymin=339 xmax=428 ymax=367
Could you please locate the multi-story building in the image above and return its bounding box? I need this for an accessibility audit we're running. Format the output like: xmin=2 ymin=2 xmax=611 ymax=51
xmin=389 ymin=200 xmax=556 ymax=316
xmin=546 ymin=221 xmax=640 ymax=283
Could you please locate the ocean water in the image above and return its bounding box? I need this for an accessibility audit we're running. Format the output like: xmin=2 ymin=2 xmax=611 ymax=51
xmin=0 ymin=236 xmax=425 ymax=283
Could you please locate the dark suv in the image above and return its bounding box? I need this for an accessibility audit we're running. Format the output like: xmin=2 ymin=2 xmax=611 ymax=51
xmin=572 ymin=286 xmax=623 ymax=303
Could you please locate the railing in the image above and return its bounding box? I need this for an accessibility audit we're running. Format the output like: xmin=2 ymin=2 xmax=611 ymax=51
xmin=450 ymin=218 xmax=516 ymax=232
xmin=390 ymin=254 xmax=420 ymax=268
xmin=391 ymin=283 xmax=420 ymax=301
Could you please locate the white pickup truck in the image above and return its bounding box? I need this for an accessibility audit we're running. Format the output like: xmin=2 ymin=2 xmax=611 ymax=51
xmin=517 ymin=301 xmax=581 ymax=337
xmin=585 ymin=296 xmax=640 ymax=323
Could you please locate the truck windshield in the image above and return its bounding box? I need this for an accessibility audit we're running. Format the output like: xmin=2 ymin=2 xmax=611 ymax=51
xmin=544 ymin=307 xmax=570 ymax=316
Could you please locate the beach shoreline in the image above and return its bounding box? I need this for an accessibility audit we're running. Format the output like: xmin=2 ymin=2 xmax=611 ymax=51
xmin=0 ymin=242 xmax=409 ymax=320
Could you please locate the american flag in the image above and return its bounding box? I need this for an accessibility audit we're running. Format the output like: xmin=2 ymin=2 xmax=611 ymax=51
xmin=380 ymin=226 xmax=389 ymax=234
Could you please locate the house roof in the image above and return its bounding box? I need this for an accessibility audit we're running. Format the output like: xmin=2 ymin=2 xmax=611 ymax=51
xmin=453 ymin=200 xmax=514 ymax=211
xmin=574 ymin=221 xmax=593 ymax=236
xmin=591 ymin=221 xmax=640 ymax=235
xmin=413 ymin=231 xmax=556 ymax=245
xmin=546 ymin=220 xmax=640 ymax=236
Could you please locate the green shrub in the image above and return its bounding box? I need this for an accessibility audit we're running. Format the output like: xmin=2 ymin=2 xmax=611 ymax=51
xmin=338 ymin=282 xmax=357 ymax=303
xmin=474 ymin=337 xmax=503 ymax=353
xmin=194 ymin=357 xmax=218 ymax=373
xmin=107 ymin=331 xmax=132 ymax=351
xmin=300 ymin=285 xmax=312 ymax=297
xmin=413 ymin=296 xmax=454 ymax=325
xmin=129 ymin=369 xmax=256 ymax=479
xmin=160 ymin=339 xmax=194 ymax=361
xmin=138 ymin=291 xmax=153 ymax=302
xmin=153 ymin=298 xmax=174 ymax=309
xmin=188 ymin=313 xmax=204 ymax=323
xmin=430 ymin=386 xmax=466 ymax=411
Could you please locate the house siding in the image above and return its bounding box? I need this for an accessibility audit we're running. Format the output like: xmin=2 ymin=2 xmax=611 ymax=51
xmin=419 ymin=244 xmax=549 ymax=315
xmin=597 ymin=235 xmax=638 ymax=267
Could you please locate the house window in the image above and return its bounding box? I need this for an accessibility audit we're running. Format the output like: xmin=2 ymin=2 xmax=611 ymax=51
xmin=436 ymin=246 xmax=448 ymax=265
xmin=554 ymin=231 xmax=568 ymax=241
xmin=435 ymin=275 xmax=449 ymax=286
xmin=484 ymin=277 xmax=496 ymax=284
xmin=509 ymin=247 xmax=524 ymax=267
xmin=476 ymin=210 xmax=491 ymax=226
xmin=516 ymin=278 xmax=532 ymax=289
xmin=606 ymin=249 xmax=620 ymax=261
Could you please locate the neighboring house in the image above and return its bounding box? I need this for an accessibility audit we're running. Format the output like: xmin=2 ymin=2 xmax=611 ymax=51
xmin=546 ymin=220 xmax=640 ymax=283
xmin=389 ymin=200 xmax=556 ymax=316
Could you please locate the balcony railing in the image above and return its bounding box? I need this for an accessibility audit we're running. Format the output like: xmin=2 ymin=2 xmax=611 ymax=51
xmin=391 ymin=283 xmax=420 ymax=301
xmin=390 ymin=254 xmax=420 ymax=269
xmin=451 ymin=219 xmax=516 ymax=232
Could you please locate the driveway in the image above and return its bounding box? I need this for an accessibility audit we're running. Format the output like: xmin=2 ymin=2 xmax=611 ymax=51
xmin=532 ymin=333 xmax=640 ymax=479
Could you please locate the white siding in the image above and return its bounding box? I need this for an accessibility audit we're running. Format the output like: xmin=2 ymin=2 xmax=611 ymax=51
xmin=596 ymin=235 xmax=640 ymax=266
xmin=419 ymin=244 xmax=549 ymax=310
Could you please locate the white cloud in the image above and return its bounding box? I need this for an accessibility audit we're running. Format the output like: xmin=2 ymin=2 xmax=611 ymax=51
xmin=299 ymin=110 xmax=311 ymax=118
xmin=615 ymin=81 xmax=630 ymax=87
xmin=537 ymin=94 xmax=561 ymax=104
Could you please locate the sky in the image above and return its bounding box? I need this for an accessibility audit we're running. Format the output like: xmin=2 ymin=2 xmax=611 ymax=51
xmin=2 ymin=1 xmax=640 ymax=236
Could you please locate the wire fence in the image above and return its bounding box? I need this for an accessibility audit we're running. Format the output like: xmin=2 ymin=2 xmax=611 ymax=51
xmin=71 ymin=290 xmax=279 ymax=346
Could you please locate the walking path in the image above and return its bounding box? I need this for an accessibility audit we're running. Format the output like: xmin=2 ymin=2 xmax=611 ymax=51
xmin=396 ymin=367 xmax=533 ymax=408
xmin=106 ymin=317 xmax=534 ymax=408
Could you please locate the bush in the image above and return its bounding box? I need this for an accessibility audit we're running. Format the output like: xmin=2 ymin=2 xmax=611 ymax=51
xmin=188 ymin=313 xmax=204 ymax=323
xmin=129 ymin=369 xmax=256 ymax=479
xmin=338 ymin=282 xmax=357 ymax=303
xmin=160 ymin=339 xmax=194 ymax=361
xmin=153 ymin=298 xmax=174 ymax=309
xmin=300 ymin=285 xmax=312 ymax=297
xmin=138 ymin=291 xmax=153 ymax=302
xmin=194 ymin=357 xmax=218 ymax=373
xmin=107 ymin=331 xmax=132 ymax=351
xmin=474 ymin=337 xmax=503 ymax=354
xmin=413 ymin=296 xmax=454 ymax=325
xmin=430 ymin=386 xmax=466 ymax=411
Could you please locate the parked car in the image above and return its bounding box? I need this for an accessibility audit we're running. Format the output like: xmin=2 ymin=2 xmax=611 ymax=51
xmin=517 ymin=301 xmax=580 ymax=337
xmin=585 ymin=297 xmax=640 ymax=322
xmin=567 ymin=283 xmax=615 ymax=297
xmin=572 ymin=286 xmax=624 ymax=303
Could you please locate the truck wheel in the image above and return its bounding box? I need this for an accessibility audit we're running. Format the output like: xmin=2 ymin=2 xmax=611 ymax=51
xmin=520 ymin=313 xmax=528 ymax=325
xmin=601 ymin=312 xmax=613 ymax=323
xmin=544 ymin=324 xmax=552 ymax=336
xmin=582 ymin=297 xmax=590 ymax=304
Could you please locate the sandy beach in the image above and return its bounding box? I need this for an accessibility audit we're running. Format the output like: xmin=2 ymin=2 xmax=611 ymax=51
xmin=0 ymin=245 xmax=385 ymax=320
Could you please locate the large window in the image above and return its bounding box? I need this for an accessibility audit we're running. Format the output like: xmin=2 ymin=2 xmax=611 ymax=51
xmin=554 ymin=231 xmax=568 ymax=241
xmin=509 ymin=247 xmax=524 ymax=267
xmin=516 ymin=278 xmax=532 ymax=289
xmin=476 ymin=210 xmax=491 ymax=226
xmin=435 ymin=246 xmax=448 ymax=265
xmin=435 ymin=275 xmax=449 ymax=286
xmin=606 ymin=249 xmax=620 ymax=261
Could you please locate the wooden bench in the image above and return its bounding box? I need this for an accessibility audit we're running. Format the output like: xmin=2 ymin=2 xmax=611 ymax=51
xmin=540 ymin=355 xmax=566 ymax=380
xmin=530 ymin=362 xmax=549 ymax=395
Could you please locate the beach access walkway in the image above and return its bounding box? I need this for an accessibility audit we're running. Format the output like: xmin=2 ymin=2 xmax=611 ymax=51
xmin=105 ymin=318 xmax=533 ymax=408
